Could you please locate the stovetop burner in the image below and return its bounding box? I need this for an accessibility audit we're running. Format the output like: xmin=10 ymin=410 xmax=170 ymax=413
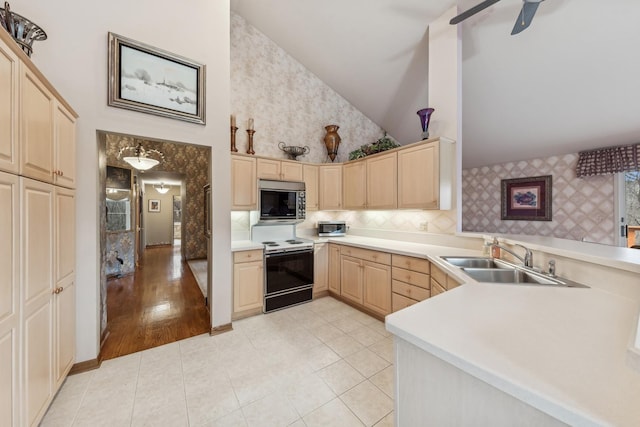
xmin=262 ymin=241 xmax=276 ymax=244
xmin=286 ymin=239 xmax=304 ymax=244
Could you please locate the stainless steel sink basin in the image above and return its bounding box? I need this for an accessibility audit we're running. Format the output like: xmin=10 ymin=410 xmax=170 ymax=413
xmin=441 ymin=256 xmax=509 ymax=269
xmin=461 ymin=268 xmax=561 ymax=285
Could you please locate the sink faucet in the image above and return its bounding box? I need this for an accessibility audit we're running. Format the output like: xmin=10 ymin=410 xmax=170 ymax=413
xmin=487 ymin=241 xmax=534 ymax=268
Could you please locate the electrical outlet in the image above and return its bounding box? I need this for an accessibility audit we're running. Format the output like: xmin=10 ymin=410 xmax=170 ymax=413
xmin=419 ymin=222 xmax=429 ymax=231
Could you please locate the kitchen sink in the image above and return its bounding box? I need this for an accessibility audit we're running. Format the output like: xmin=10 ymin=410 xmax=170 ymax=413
xmin=461 ymin=268 xmax=561 ymax=285
xmin=441 ymin=256 xmax=509 ymax=269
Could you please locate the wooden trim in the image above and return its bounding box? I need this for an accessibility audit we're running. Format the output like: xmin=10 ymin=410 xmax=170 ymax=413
xmin=68 ymin=358 xmax=102 ymax=375
xmin=328 ymin=294 xmax=386 ymax=322
xmin=231 ymin=307 xmax=263 ymax=321
xmin=210 ymin=323 xmax=233 ymax=336
xmin=313 ymin=290 xmax=330 ymax=298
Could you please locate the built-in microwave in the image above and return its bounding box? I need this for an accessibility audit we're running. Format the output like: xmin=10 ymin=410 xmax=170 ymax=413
xmin=317 ymin=221 xmax=347 ymax=237
xmin=258 ymin=179 xmax=306 ymax=224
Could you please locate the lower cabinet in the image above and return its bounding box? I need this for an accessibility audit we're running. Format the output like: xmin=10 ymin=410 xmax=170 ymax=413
xmin=431 ymin=263 xmax=461 ymax=296
xmin=328 ymin=244 xmax=341 ymax=294
xmin=313 ymin=243 xmax=328 ymax=294
xmin=232 ymin=250 xmax=264 ymax=319
xmin=391 ymin=255 xmax=431 ymax=312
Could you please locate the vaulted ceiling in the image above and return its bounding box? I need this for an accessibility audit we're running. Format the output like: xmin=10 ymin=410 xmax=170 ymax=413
xmin=232 ymin=0 xmax=640 ymax=168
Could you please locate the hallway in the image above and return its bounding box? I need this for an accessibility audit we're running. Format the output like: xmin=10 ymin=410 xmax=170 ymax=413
xmin=101 ymin=245 xmax=210 ymax=360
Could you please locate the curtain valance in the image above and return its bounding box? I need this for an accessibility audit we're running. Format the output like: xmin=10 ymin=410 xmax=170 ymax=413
xmin=576 ymin=143 xmax=640 ymax=177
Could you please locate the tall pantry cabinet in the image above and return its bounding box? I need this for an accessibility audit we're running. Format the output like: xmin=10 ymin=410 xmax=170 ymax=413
xmin=0 ymin=28 xmax=78 ymax=427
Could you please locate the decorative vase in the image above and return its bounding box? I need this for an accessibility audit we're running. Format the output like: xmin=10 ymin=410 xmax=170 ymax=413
xmin=417 ymin=108 xmax=435 ymax=140
xmin=324 ymin=125 xmax=341 ymax=162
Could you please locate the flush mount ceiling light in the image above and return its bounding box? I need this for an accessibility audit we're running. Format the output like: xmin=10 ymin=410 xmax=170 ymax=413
xmin=154 ymin=182 xmax=170 ymax=194
xmin=117 ymin=141 xmax=165 ymax=171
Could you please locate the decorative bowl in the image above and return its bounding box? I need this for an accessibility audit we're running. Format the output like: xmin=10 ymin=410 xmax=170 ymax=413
xmin=278 ymin=142 xmax=310 ymax=161
xmin=0 ymin=2 xmax=47 ymax=57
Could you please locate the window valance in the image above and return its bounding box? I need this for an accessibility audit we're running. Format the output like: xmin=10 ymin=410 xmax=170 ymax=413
xmin=576 ymin=143 xmax=640 ymax=177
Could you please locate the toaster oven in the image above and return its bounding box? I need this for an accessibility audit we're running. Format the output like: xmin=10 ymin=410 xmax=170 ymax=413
xmin=317 ymin=221 xmax=347 ymax=237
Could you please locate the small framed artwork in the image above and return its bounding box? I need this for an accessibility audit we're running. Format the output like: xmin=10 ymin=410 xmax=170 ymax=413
xmin=148 ymin=199 xmax=161 ymax=213
xmin=108 ymin=32 xmax=206 ymax=124
xmin=501 ymin=175 xmax=552 ymax=221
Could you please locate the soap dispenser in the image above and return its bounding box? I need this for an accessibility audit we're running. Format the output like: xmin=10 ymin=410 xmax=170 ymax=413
xmin=490 ymin=238 xmax=501 ymax=258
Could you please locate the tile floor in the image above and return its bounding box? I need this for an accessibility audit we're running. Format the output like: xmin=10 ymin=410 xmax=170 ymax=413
xmin=42 ymin=297 xmax=396 ymax=427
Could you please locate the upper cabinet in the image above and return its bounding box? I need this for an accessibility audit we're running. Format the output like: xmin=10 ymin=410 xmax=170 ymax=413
xmin=366 ymin=152 xmax=397 ymax=210
xmin=231 ymin=154 xmax=257 ymax=211
xmin=343 ymin=160 xmax=366 ymax=210
xmin=54 ymin=104 xmax=77 ymax=189
xmin=257 ymin=158 xmax=303 ymax=181
xmin=0 ymin=38 xmax=19 ymax=174
xmin=319 ymin=164 xmax=343 ymax=210
xmin=303 ymin=164 xmax=319 ymax=211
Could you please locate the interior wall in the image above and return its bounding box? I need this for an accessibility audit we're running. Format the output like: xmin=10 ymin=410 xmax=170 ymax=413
xmin=143 ymin=185 xmax=181 ymax=246
xmin=231 ymin=12 xmax=386 ymax=163
xmin=17 ymin=0 xmax=231 ymax=362
xmin=461 ymin=153 xmax=616 ymax=245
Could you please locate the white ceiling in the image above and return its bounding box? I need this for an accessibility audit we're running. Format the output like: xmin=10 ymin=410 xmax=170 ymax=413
xmin=231 ymin=0 xmax=640 ymax=168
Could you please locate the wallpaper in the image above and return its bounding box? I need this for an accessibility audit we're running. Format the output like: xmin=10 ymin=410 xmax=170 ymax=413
xmin=231 ymin=12 xmax=387 ymax=163
xmin=461 ymin=153 xmax=616 ymax=245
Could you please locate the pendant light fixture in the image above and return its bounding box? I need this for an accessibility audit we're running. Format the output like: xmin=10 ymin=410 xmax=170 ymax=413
xmin=154 ymin=182 xmax=170 ymax=194
xmin=117 ymin=140 xmax=165 ymax=171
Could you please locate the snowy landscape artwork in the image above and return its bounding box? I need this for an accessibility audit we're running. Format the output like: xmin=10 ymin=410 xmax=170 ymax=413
xmin=108 ymin=32 xmax=205 ymax=124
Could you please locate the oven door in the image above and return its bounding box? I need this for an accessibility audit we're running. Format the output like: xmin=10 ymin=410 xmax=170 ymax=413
xmin=264 ymin=249 xmax=314 ymax=296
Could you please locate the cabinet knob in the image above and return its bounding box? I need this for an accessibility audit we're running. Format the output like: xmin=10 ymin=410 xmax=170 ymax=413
xmin=53 ymin=286 xmax=64 ymax=294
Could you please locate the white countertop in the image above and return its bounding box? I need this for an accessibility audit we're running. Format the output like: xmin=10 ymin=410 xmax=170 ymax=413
xmin=231 ymin=240 xmax=264 ymax=252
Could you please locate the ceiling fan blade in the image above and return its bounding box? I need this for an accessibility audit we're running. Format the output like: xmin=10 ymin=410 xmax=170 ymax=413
xmin=511 ymin=1 xmax=542 ymax=35
xmin=450 ymin=0 xmax=502 ymax=25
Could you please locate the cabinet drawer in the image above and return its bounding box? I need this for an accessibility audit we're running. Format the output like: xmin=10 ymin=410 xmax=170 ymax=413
xmin=448 ymin=275 xmax=462 ymax=290
xmin=430 ymin=279 xmax=446 ymax=297
xmin=392 ymin=267 xmax=429 ymax=289
xmin=392 ymin=280 xmax=429 ymax=301
xmin=233 ymin=249 xmax=263 ymax=263
xmin=340 ymin=246 xmax=391 ymax=265
xmin=392 ymin=292 xmax=417 ymax=312
xmin=431 ymin=264 xmax=447 ymax=287
xmin=391 ymin=254 xmax=430 ymax=274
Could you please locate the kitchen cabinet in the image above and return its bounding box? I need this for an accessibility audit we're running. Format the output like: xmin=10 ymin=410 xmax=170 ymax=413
xmin=231 ymin=154 xmax=257 ymax=210
xmin=366 ymin=152 xmax=397 ymax=209
xmin=0 ymin=171 xmax=19 ymax=427
xmin=328 ymin=244 xmax=341 ymax=294
xmin=398 ymin=138 xmax=454 ymax=210
xmin=339 ymin=246 xmax=392 ymax=317
xmin=257 ymin=158 xmax=303 ymax=181
xmin=391 ymin=255 xmax=430 ymax=312
xmin=362 ymin=260 xmax=392 ymax=316
xmin=343 ymin=160 xmax=366 ymax=210
xmin=319 ymin=164 xmax=343 ymax=210
xmin=232 ymin=250 xmax=264 ymax=319
xmin=303 ymin=164 xmax=319 ymax=211
xmin=53 ymin=103 xmax=77 ymax=189
xmin=431 ymin=263 xmax=460 ymax=295
xmin=313 ymin=242 xmax=328 ymax=294
xmin=340 ymin=255 xmax=363 ymax=304
xmin=0 ymin=38 xmax=19 ymax=174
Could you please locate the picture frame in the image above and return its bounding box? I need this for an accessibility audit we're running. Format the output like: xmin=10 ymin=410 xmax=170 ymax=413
xmin=108 ymin=32 xmax=206 ymax=124
xmin=501 ymin=175 xmax=552 ymax=221
xmin=148 ymin=199 xmax=161 ymax=213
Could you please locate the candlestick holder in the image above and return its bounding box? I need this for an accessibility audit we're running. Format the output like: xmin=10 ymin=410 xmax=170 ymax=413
xmin=230 ymin=126 xmax=238 ymax=152
xmin=246 ymin=129 xmax=255 ymax=155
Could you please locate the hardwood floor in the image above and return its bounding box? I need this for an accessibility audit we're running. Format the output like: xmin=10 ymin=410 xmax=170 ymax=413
xmin=101 ymin=244 xmax=210 ymax=360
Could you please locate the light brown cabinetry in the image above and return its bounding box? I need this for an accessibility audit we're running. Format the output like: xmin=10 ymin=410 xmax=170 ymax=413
xmin=319 ymin=164 xmax=343 ymax=210
xmin=328 ymin=244 xmax=341 ymax=294
xmin=339 ymin=246 xmax=392 ymax=317
xmin=232 ymin=250 xmax=264 ymax=319
xmin=53 ymin=104 xmax=77 ymax=189
xmin=366 ymin=152 xmax=397 ymax=209
xmin=391 ymin=255 xmax=431 ymax=312
xmin=343 ymin=160 xmax=366 ymax=210
xmin=231 ymin=154 xmax=257 ymax=210
xmin=430 ymin=263 xmax=461 ymax=297
xmin=257 ymin=158 xmax=303 ymax=181
xmin=303 ymin=164 xmax=319 ymax=211
xmin=313 ymin=242 xmax=328 ymax=294
xmin=0 ymin=39 xmax=19 ymax=174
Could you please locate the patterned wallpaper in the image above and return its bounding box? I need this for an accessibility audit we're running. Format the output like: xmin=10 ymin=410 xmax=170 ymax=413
xmin=231 ymin=12 xmax=387 ymax=163
xmin=461 ymin=153 xmax=616 ymax=245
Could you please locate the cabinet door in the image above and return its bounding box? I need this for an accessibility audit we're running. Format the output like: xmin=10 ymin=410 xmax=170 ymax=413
xmin=398 ymin=142 xmax=439 ymax=209
xmin=0 ymin=172 xmax=19 ymax=427
xmin=20 ymin=67 xmax=55 ymax=183
xmin=281 ymin=161 xmax=303 ymax=181
xmin=53 ymin=103 xmax=77 ymax=189
xmin=21 ymin=178 xmax=54 ymax=426
xmin=343 ymin=160 xmax=366 ymax=209
xmin=231 ymin=155 xmax=257 ymax=210
xmin=256 ymin=158 xmax=281 ymax=180
xmin=340 ymin=255 xmax=363 ymax=304
xmin=54 ymin=188 xmax=75 ymax=386
xmin=363 ymin=261 xmax=392 ymax=316
xmin=313 ymin=243 xmax=328 ymax=293
xmin=319 ymin=165 xmax=343 ymax=210
xmin=367 ymin=152 xmax=397 ymax=209
xmin=328 ymin=244 xmax=341 ymax=294
xmin=0 ymin=39 xmax=19 ymax=174
xmin=233 ymin=260 xmax=264 ymax=313
xmin=303 ymin=164 xmax=319 ymax=211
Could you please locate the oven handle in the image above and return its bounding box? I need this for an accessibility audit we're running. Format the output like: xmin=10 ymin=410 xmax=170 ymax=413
xmin=264 ymin=248 xmax=313 ymax=258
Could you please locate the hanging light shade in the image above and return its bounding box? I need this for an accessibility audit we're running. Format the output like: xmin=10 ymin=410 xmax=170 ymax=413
xmin=118 ymin=141 xmax=165 ymax=171
xmin=154 ymin=183 xmax=170 ymax=194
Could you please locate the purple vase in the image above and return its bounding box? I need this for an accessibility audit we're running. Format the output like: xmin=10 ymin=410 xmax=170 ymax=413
xmin=417 ymin=108 xmax=435 ymax=140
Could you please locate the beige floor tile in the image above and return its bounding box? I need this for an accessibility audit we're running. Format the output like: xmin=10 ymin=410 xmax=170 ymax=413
xmin=230 ymin=369 xmax=280 ymax=407
xmin=340 ymin=380 xmax=394 ymax=426
xmin=241 ymin=394 xmax=299 ymax=427
xmin=304 ymin=342 xmax=341 ymax=371
xmin=283 ymin=372 xmax=336 ymax=417
xmin=131 ymin=389 xmax=189 ymax=427
xmin=200 ymin=408 xmax=247 ymax=427
xmin=374 ymin=411 xmax=395 ymax=427
xmin=366 ymin=321 xmax=392 ymax=338
xmin=303 ymin=398 xmax=364 ymax=427
xmin=348 ymin=325 xmax=386 ymax=347
xmin=184 ymin=370 xmax=240 ymax=426
xmin=308 ymin=322 xmax=346 ymax=343
xmin=370 ymin=366 xmax=394 ymax=398
xmin=317 ymin=360 xmax=365 ymax=395
xmin=344 ymin=348 xmax=390 ymax=378
xmin=326 ymin=334 xmax=365 ymax=358
xmin=330 ymin=314 xmax=365 ymax=333
xmin=368 ymin=336 xmax=394 ymax=363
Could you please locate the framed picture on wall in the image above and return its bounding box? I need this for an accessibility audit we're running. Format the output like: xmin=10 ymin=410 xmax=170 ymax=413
xmin=107 ymin=32 xmax=206 ymax=124
xmin=148 ymin=199 xmax=161 ymax=213
xmin=501 ymin=175 xmax=552 ymax=221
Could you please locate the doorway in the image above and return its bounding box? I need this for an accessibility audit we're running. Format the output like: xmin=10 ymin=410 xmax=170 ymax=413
xmin=617 ymin=171 xmax=640 ymax=247
xmin=99 ymin=131 xmax=212 ymax=359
